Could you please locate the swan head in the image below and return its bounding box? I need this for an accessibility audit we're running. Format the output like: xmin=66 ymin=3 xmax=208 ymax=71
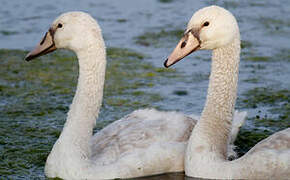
xmin=164 ymin=6 xmax=239 ymax=67
xmin=25 ymin=11 xmax=104 ymax=61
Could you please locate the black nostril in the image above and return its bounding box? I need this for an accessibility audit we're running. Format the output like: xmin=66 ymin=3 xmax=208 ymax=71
xmin=181 ymin=41 xmax=186 ymax=48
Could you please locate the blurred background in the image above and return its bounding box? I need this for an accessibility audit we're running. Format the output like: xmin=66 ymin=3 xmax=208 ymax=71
xmin=0 ymin=0 xmax=289 ymax=179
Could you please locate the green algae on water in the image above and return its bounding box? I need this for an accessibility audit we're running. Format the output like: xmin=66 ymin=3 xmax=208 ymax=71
xmin=135 ymin=29 xmax=184 ymax=47
xmin=0 ymin=30 xmax=18 ymax=36
xmin=241 ymin=40 xmax=253 ymax=49
xmin=245 ymin=56 xmax=271 ymax=62
xmin=241 ymin=87 xmax=289 ymax=127
xmin=158 ymin=0 xmax=175 ymax=3
xmin=116 ymin=19 xmax=127 ymax=23
xmin=234 ymin=87 xmax=290 ymax=156
xmin=259 ymin=17 xmax=290 ymax=34
xmin=242 ymin=87 xmax=289 ymax=107
xmin=234 ymin=128 xmax=272 ymax=156
xmin=243 ymin=78 xmax=259 ymax=83
xmin=0 ymin=47 xmax=181 ymax=178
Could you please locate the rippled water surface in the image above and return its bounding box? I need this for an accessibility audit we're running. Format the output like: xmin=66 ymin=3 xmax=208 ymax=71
xmin=0 ymin=0 xmax=289 ymax=179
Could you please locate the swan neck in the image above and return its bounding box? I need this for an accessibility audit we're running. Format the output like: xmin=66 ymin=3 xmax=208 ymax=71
xmin=44 ymin=22 xmax=107 ymax=178
xmin=201 ymin=36 xmax=240 ymax=156
xmin=47 ymin=43 xmax=106 ymax=171
xmin=65 ymin=45 xmax=106 ymax=140
xmin=186 ymin=34 xmax=240 ymax=163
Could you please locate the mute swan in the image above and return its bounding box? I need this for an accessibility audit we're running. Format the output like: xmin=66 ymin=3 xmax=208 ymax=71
xmin=164 ymin=6 xmax=290 ymax=179
xmin=25 ymin=12 xmax=245 ymax=179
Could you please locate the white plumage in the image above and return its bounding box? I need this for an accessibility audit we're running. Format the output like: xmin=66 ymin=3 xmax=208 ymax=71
xmin=165 ymin=6 xmax=290 ymax=179
xmin=25 ymin=11 xmax=246 ymax=179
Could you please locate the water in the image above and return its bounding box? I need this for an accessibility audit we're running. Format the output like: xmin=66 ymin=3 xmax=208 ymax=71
xmin=0 ymin=0 xmax=289 ymax=179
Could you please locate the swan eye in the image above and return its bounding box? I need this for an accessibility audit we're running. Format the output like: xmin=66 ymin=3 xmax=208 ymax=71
xmin=203 ymin=21 xmax=210 ymax=27
xmin=57 ymin=23 xmax=63 ymax=28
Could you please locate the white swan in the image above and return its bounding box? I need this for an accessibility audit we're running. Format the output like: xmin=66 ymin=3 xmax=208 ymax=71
xmin=165 ymin=5 xmax=290 ymax=179
xmin=25 ymin=12 xmax=245 ymax=180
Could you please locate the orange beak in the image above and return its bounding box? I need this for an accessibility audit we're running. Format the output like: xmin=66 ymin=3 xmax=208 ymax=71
xmin=25 ymin=28 xmax=56 ymax=61
xmin=164 ymin=30 xmax=200 ymax=68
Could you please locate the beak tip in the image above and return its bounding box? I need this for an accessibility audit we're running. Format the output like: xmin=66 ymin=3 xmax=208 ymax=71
xmin=24 ymin=54 xmax=32 ymax=61
xmin=24 ymin=30 xmax=56 ymax=62
xmin=164 ymin=59 xmax=169 ymax=68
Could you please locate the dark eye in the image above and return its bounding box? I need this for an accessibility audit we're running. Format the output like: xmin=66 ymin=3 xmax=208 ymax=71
xmin=203 ymin=21 xmax=210 ymax=27
xmin=57 ymin=23 xmax=63 ymax=28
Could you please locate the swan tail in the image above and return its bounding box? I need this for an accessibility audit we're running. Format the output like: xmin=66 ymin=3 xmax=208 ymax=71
xmin=228 ymin=111 xmax=247 ymax=160
xmin=188 ymin=114 xmax=200 ymax=121
xmin=230 ymin=110 xmax=247 ymax=144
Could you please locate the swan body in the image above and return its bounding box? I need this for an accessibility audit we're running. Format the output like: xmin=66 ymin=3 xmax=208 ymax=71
xmin=25 ymin=12 xmax=246 ymax=179
xmin=165 ymin=5 xmax=290 ymax=179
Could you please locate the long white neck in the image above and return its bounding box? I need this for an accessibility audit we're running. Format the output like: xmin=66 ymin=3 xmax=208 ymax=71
xmin=45 ymin=42 xmax=106 ymax=176
xmin=63 ymin=45 xmax=106 ymax=154
xmin=185 ymin=34 xmax=240 ymax=177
